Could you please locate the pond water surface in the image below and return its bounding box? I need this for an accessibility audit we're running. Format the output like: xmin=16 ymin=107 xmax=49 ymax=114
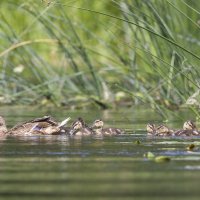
xmin=0 ymin=106 xmax=200 ymax=200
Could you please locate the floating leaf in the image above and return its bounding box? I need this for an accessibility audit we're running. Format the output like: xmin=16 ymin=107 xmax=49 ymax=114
xmin=134 ymin=140 xmax=141 ymax=144
xmin=145 ymin=152 xmax=155 ymax=159
xmin=186 ymin=144 xmax=195 ymax=151
xmin=155 ymin=156 xmax=171 ymax=163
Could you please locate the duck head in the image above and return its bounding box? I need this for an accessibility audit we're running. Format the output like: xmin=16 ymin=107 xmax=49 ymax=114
xmin=146 ymin=123 xmax=156 ymax=135
xmin=183 ymin=120 xmax=196 ymax=130
xmin=71 ymin=119 xmax=84 ymax=131
xmin=91 ymin=119 xmax=104 ymax=130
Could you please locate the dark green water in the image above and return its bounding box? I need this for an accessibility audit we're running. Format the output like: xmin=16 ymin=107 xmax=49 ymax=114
xmin=0 ymin=106 xmax=200 ymax=200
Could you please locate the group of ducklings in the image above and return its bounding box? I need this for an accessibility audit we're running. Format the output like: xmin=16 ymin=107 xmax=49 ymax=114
xmin=147 ymin=120 xmax=199 ymax=136
xmin=69 ymin=118 xmax=125 ymax=136
xmin=1 ymin=115 xmax=199 ymax=137
xmin=0 ymin=115 xmax=124 ymax=137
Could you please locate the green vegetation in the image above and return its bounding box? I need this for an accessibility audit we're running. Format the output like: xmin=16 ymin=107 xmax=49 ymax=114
xmin=0 ymin=0 xmax=200 ymax=117
xmin=154 ymin=156 xmax=171 ymax=163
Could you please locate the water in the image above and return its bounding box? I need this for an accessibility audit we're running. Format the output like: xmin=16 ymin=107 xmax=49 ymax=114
xmin=0 ymin=106 xmax=200 ymax=200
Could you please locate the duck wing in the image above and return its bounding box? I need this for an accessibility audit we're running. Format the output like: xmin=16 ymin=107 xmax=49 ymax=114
xmin=8 ymin=116 xmax=55 ymax=133
xmin=30 ymin=116 xmax=58 ymax=125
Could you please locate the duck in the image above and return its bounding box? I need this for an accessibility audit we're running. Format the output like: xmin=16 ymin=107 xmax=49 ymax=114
xmin=7 ymin=116 xmax=70 ymax=136
xmin=155 ymin=124 xmax=174 ymax=136
xmin=183 ymin=120 xmax=199 ymax=135
xmin=69 ymin=118 xmax=93 ymax=136
xmin=146 ymin=124 xmax=172 ymax=136
xmin=0 ymin=116 xmax=8 ymax=136
xmin=146 ymin=123 xmax=157 ymax=135
xmin=148 ymin=120 xmax=200 ymax=137
xmin=91 ymin=119 xmax=125 ymax=136
xmin=173 ymin=120 xmax=199 ymax=136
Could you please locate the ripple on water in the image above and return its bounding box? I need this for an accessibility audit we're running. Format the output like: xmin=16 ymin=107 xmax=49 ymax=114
xmin=1 ymin=108 xmax=200 ymax=199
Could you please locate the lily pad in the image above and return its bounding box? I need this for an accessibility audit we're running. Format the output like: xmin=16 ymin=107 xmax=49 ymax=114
xmin=186 ymin=144 xmax=196 ymax=151
xmin=145 ymin=152 xmax=155 ymax=159
xmin=134 ymin=140 xmax=141 ymax=144
xmin=155 ymin=156 xmax=171 ymax=163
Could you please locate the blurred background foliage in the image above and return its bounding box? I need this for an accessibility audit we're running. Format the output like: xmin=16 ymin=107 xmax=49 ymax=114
xmin=0 ymin=0 xmax=200 ymax=118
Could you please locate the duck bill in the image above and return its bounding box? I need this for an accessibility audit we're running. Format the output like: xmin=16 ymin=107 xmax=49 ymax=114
xmin=58 ymin=117 xmax=71 ymax=128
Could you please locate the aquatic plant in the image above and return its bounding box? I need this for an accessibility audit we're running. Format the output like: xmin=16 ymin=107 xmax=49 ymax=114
xmin=0 ymin=0 xmax=199 ymax=118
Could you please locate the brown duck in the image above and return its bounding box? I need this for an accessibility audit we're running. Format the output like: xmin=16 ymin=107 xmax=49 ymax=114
xmin=69 ymin=118 xmax=93 ymax=136
xmin=147 ymin=121 xmax=200 ymax=137
xmin=146 ymin=123 xmax=157 ymax=135
xmin=7 ymin=116 xmax=70 ymax=136
xmin=173 ymin=120 xmax=199 ymax=136
xmin=91 ymin=119 xmax=125 ymax=136
xmin=156 ymin=124 xmax=174 ymax=136
xmin=146 ymin=124 xmax=174 ymax=136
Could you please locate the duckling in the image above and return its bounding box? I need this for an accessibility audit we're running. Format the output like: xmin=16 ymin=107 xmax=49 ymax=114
xmin=146 ymin=123 xmax=156 ymax=135
xmin=173 ymin=120 xmax=199 ymax=136
xmin=0 ymin=116 xmax=7 ymax=136
xmin=156 ymin=124 xmax=174 ymax=136
xmin=183 ymin=120 xmax=197 ymax=130
xmin=7 ymin=116 xmax=70 ymax=136
xmin=70 ymin=118 xmax=93 ymax=136
xmin=91 ymin=119 xmax=104 ymax=136
xmin=91 ymin=119 xmax=124 ymax=136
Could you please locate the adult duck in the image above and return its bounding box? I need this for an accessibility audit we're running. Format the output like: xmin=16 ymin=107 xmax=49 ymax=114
xmin=7 ymin=116 xmax=70 ymax=136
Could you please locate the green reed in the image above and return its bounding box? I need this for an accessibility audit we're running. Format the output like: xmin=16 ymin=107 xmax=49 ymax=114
xmin=0 ymin=0 xmax=200 ymax=119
